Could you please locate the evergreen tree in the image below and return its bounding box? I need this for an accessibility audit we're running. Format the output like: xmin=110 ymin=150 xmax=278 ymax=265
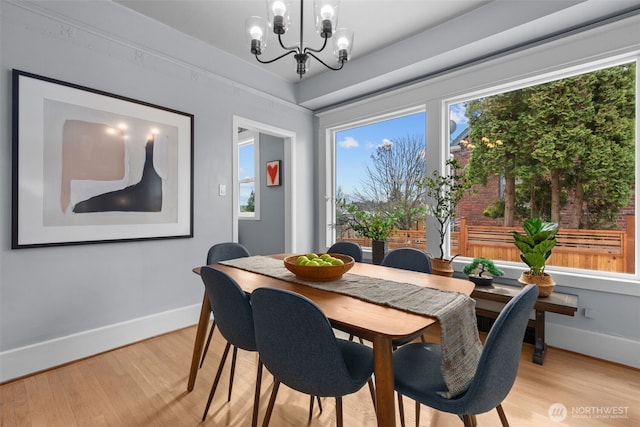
xmin=464 ymin=63 xmax=635 ymax=228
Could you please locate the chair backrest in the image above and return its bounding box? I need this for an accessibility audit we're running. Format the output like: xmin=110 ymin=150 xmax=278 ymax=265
xmin=251 ymin=287 xmax=364 ymax=397
xmin=206 ymin=242 xmax=251 ymax=265
xmin=200 ymin=266 xmax=256 ymax=351
xmin=460 ymin=284 xmax=538 ymax=413
xmin=328 ymin=241 xmax=363 ymax=262
xmin=381 ymin=248 xmax=432 ymax=273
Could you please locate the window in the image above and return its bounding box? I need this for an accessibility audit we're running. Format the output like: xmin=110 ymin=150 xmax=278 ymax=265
xmin=318 ymin=18 xmax=639 ymax=292
xmin=332 ymin=110 xmax=426 ymax=250
xmin=448 ymin=62 xmax=636 ymax=276
xmin=238 ymin=130 xmax=259 ymax=219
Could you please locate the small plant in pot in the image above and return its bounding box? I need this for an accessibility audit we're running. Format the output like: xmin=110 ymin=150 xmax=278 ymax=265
xmin=463 ymin=257 xmax=504 ymax=286
xmin=340 ymin=201 xmax=399 ymax=265
xmin=511 ymin=217 xmax=558 ymax=297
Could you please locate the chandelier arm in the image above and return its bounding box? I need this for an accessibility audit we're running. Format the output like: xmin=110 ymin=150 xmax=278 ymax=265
xmin=254 ymin=50 xmax=297 ymax=64
xmin=303 ymin=36 xmax=329 ymax=54
xmin=306 ymin=51 xmax=345 ymax=71
xmin=278 ymin=33 xmax=300 ymax=52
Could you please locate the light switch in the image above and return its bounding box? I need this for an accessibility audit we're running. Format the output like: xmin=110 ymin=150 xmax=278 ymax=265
xmin=219 ymin=184 xmax=226 ymax=196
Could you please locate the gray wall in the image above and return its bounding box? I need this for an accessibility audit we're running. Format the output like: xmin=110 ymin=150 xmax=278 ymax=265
xmin=0 ymin=0 xmax=315 ymax=381
xmin=239 ymin=133 xmax=285 ymax=255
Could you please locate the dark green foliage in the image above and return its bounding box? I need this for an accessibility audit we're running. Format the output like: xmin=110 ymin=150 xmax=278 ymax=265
xmin=511 ymin=218 xmax=558 ymax=275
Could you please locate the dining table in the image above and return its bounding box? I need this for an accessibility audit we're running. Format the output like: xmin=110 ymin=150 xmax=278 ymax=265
xmin=189 ymin=254 xmax=474 ymax=427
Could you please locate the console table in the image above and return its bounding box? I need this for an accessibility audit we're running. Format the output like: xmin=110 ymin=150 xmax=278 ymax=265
xmin=471 ymin=283 xmax=578 ymax=364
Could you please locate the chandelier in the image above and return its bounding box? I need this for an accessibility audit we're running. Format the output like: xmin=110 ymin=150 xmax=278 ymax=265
xmin=245 ymin=0 xmax=354 ymax=78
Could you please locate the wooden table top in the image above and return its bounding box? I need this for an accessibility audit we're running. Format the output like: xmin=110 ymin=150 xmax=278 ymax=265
xmin=197 ymin=255 xmax=474 ymax=341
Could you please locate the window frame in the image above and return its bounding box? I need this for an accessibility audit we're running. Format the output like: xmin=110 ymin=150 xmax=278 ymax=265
xmin=317 ymin=15 xmax=640 ymax=296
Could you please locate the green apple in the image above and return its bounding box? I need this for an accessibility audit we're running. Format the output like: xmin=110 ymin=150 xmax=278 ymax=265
xmin=296 ymin=255 xmax=309 ymax=265
xmin=306 ymin=253 xmax=318 ymax=260
xmin=330 ymin=258 xmax=344 ymax=266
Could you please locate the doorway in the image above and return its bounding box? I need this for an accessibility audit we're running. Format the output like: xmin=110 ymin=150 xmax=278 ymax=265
xmin=232 ymin=116 xmax=296 ymax=253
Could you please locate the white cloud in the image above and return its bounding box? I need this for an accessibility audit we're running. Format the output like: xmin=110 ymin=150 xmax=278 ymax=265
xmin=338 ymin=136 xmax=359 ymax=148
xmin=378 ymin=138 xmax=393 ymax=149
xmin=449 ymin=103 xmax=468 ymax=127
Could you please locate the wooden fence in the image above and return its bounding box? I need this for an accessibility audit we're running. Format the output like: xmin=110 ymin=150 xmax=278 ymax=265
xmin=337 ymin=216 xmax=635 ymax=273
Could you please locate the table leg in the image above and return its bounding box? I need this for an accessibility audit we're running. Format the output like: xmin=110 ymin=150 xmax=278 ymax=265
xmin=372 ymin=335 xmax=396 ymax=427
xmin=187 ymin=292 xmax=212 ymax=391
xmin=533 ymin=309 xmax=546 ymax=365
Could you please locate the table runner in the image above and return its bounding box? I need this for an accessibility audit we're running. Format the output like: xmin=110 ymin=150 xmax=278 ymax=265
xmin=219 ymin=255 xmax=482 ymax=398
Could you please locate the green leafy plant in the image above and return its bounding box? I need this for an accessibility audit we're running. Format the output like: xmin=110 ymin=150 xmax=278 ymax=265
xmin=463 ymin=257 xmax=504 ymax=278
xmin=511 ymin=217 xmax=558 ymax=276
xmin=421 ymin=158 xmax=473 ymax=260
xmin=341 ymin=202 xmax=399 ymax=241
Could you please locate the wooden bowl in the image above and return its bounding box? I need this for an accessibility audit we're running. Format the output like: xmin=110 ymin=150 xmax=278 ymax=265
xmin=283 ymin=253 xmax=355 ymax=282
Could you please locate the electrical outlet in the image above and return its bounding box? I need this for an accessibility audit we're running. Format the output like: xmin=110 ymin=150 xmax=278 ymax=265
xmin=219 ymin=184 xmax=226 ymax=196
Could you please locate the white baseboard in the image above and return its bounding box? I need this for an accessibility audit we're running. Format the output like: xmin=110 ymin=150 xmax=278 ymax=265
xmin=0 ymin=304 xmax=203 ymax=383
xmin=546 ymin=323 xmax=640 ymax=368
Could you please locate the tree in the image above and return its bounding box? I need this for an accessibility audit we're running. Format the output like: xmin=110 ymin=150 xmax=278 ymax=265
xmin=464 ymin=63 xmax=635 ymax=228
xmin=241 ymin=190 xmax=255 ymax=212
xmin=465 ymin=91 xmax=533 ymax=226
xmin=354 ymin=135 xmax=427 ymax=229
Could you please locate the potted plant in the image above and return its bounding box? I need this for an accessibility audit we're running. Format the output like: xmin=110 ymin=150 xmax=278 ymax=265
xmin=421 ymin=158 xmax=472 ymax=276
xmin=463 ymin=257 xmax=504 ymax=286
xmin=511 ymin=217 xmax=558 ymax=297
xmin=341 ymin=202 xmax=399 ymax=265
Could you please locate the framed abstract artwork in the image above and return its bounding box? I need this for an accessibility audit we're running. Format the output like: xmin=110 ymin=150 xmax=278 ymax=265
xmin=11 ymin=69 xmax=194 ymax=248
xmin=266 ymin=160 xmax=281 ymax=187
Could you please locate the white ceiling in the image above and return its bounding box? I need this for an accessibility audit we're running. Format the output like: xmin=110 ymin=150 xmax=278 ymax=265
xmin=111 ymin=0 xmax=640 ymax=109
xmin=114 ymin=0 xmax=493 ymax=81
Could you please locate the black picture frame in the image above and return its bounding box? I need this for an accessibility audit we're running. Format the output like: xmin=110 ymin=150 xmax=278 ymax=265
xmin=12 ymin=69 xmax=194 ymax=248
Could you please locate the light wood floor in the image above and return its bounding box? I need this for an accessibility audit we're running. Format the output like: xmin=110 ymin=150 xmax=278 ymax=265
xmin=2 ymin=323 xmax=639 ymax=426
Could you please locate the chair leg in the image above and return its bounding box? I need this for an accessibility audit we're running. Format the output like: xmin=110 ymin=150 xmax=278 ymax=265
xmin=496 ymin=404 xmax=510 ymax=427
xmin=347 ymin=334 xmax=365 ymax=345
xmin=367 ymin=378 xmax=376 ymax=410
xmin=251 ymin=359 xmax=263 ymax=427
xmin=398 ymin=393 xmax=405 ymax=427
xmin=261 ymin=380 xmax=280 ymax=427
xmin=415 ymin=401 xmax=420 ymax=427
xmin=199 ymin=320 xmax=216 ymax=368
xmin=202 ymin=341 xmax=231 ymax=421
xmin=228 ymin=346 xmax=238 ymax=401
xmin=462 ymin=414 xmax=475 ymax=427
xmin=308 ymin=396 xmax=324 ymax=420
xmin=335 ymin=396 xmax=343 ymax=427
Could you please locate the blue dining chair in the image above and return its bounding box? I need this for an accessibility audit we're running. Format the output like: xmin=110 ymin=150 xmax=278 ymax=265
xmin=393 ymin=284 xmax=539 ymax=427
xmin=199 ymin=266 xmax=261 ymax=426
xmin=381 ymin=247 xmax=432 ymax=274
xmin=199 ymin=242 xmax=251 ymax=368
xmin=328 ymin=241 xmax=363 ymax=262
xmin=251 ymin=287 xmax=375 ymax=427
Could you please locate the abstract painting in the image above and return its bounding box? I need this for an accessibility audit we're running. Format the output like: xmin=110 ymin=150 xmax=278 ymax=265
xmin=12 ymin=70 xmax=194 ymax=248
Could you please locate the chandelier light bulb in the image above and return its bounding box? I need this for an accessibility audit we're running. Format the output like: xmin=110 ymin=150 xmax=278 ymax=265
xmin=336 ymin=36 xmax=349 ymax=50
xmin=320 ymin=5 xmax=335 ymax=19
xmin=271 ymin=1 xmax=287 ymax=16
xmin=250 ymin=25 xmax=263 ymax=40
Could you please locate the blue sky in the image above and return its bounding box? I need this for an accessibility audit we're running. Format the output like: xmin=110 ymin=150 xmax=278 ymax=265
xmin=336 ymin=104 xmax=468 ymax=196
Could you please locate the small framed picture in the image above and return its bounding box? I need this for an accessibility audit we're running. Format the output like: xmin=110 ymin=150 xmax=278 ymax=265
xmin=266 ymin=160 xmax=281 ymax=187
